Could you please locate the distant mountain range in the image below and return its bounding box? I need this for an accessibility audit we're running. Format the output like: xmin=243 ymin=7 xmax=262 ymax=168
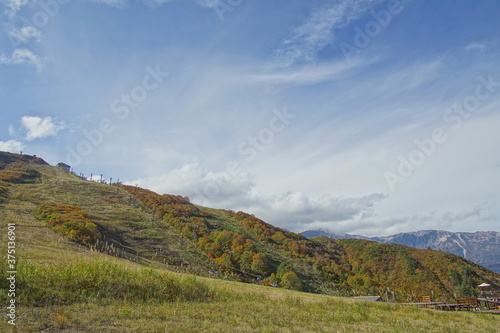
xmin=301 ymin=229 xmax=500 ymax=273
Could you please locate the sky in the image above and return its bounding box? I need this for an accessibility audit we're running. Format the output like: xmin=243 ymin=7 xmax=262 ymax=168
xmin=1 ymin=0 xmax=500 ymax=236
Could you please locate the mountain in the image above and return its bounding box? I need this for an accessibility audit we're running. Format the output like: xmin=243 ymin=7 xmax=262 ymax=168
xmin=302 ymin=229 xmax=370 ymax=240
xmin=302 ymin=229 xmax=500 ymax=273
xmin=1 ymin=151 xmax=499 ymax=304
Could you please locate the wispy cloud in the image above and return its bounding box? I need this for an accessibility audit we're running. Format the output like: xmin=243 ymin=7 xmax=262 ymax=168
xmin=8 ymin=124 xmax=15 ymax=137
xmin=21 ymin=116 xmax=65 ymax=141
xmin=464 ymin=42 xmax=487 ymax=52
xmin=1 ymin=0 xmax=31 ymax=16
xmin=273 ymin=0 xmax=382 ymax=68
xmin=0 ymin=48 xmax=44 ymax=70
xmin=7 ymin=25 xmax=42 ymax=45
xmin=1 ymin=1 xmax=43 ymax=71
xmin=375 ymin=60 xmax=442 ymax=94
xmin=195 ymin=0 xmax=221 ymax=9
xmin=251 ymin=58 xmax=365 ymax=85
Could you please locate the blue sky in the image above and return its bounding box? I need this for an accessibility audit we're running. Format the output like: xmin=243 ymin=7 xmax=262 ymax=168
xmin=1 ymin=0 xmax=500 ymax=236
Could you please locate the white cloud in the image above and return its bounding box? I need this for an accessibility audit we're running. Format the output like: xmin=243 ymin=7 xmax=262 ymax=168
xmin=1 ymin=0 xmax=31 ymax=16
xmin=0 ymin=48 xmax=44 ymax=70
xmin=0 ymin=139 xmax=25 ymax=153
xmin=251 ymin=192 xmax=386 ymax=230
xmin=8 ymin=25 xmax=42 ymax=45
xmin=273 ymin=0 xmax=382 ymax=68
xmin=20 ymin=116 xmax=64 ymax=141
xmin=129 ymin=163 xmax=255 ymax=208
xmin=128 ymin=162 xmax=386 ymax=231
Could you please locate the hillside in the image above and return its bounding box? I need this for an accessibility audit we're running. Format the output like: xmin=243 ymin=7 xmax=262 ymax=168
xmin=1 ymin=151 xmax=500 ymax=331
xmin=302 ymin=229 xmax=500 ymax=273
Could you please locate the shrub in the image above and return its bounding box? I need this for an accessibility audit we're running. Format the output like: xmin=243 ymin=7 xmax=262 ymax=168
xmin=0 ymin=166 xmax=41 ymax=184
xmin=34 ymin=204 xmax=101 ymax=245
xmin=281 ymin=272 xmax=303 ymax=291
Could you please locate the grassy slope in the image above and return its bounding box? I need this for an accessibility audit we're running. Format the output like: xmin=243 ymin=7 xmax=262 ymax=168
xmin=1 ymin=228 xmax=498 ymax=333
xmin=0 ymin=155 xmax=499 ymax=332
xmin=10 ymin=163 xmax=212 ymax=274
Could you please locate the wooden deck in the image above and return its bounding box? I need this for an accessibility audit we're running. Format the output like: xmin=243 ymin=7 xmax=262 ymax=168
xmin=399 ymin=297 xmax=500 ymax=312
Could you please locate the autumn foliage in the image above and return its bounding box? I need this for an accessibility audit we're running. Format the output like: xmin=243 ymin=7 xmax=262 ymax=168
xmin=120 ymin=185 xmax=499 ymax=300
xmin=121 ymin=186 xmax=308 ymax=289
xmin=0 ymin=162 xmax=41 ymax=202
xmin=34 ymin=203 xmax=101 ymax=245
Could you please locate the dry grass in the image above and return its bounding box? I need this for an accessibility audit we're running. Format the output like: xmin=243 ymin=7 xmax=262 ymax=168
xmin=3 ymin=293 xmax=499 ymax=332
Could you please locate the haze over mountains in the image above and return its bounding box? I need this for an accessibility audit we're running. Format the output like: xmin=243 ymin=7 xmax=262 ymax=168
xmin=302 ymin=229 xmax=500 ymax=273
